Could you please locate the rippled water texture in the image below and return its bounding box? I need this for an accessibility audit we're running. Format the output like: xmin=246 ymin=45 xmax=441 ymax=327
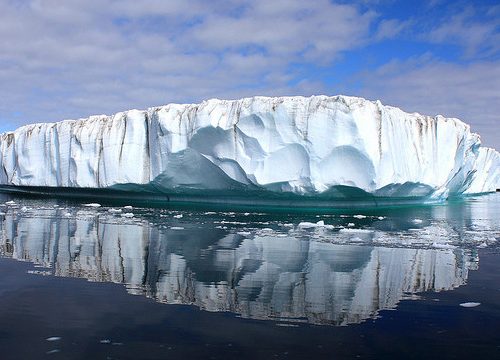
xmin=0 ymin=193 xmax=499 ymax=359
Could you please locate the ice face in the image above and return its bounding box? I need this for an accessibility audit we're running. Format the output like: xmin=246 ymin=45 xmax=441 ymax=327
xmin=0 ymin=95 xmax=498 ymax=201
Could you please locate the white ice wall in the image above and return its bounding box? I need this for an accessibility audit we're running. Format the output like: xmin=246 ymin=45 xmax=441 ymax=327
xmin=0 ymin=96 xmax=498 ymax=197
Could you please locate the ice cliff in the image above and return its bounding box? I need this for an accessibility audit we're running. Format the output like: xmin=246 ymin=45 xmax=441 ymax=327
xmin=0 ymin=95 xmax=498 ymax=202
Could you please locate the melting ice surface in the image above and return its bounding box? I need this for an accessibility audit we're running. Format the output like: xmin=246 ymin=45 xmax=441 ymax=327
xmin=0 ymin=193 xmax=498 ymax=326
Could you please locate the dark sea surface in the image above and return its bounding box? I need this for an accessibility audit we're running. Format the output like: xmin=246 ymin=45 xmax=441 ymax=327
xmin=0 ymin=193 xmax=499 ymax=359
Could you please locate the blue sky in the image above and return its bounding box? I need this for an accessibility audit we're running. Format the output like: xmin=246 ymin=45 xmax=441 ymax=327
xmin=0 ymin=0 xmax=499 ymax=148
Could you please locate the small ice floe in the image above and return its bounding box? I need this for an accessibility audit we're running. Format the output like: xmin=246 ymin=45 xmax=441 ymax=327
xmin=21 ymin=206 xmax=29 ymax=212
xmin=237 ymin=231 xmax=251 ymax=236
xmin=432 ymin=242 xmax=455 ymax=249
xmin=100 ymin=339 xmax=111 ymax=344
xmin=243 ymin=212 xmax=250 ymax=216
xmin=459 ymin=302 xmax=481 ymax=308
xmin=46 ymin=349 xmax=60 ymax=355
xmin=347 ymin=223 xmax=355 ymax=227
xmin=83 ymin=203 xmax=101 ymax=208
xmin=377 ymin=216 xmax=385 ymax=220
xmin=123 ymin=205 xmax=133 ymax=209
xmin=5 ymin=201 xmax=16 ymax=206
xmin=298 ymin=221 xmax=317 ymax=229
xmin=298 ymin=220 xmax=334 ymax=229
xmin=46 ymin=337 xmax=61 ymax=342
xmin=412 ymin=218 xmax=423 ymax=224
xmin=0 ymin=212 xmax=6 ymax=216
xmin=64 ymin=212 xmax=72 ymax=217
xmin=353 ymin=214 xmax=367 ymax=219
xmin=173 ymin=214 xmax=183 ymax=219
xmin=121 ymin=213 xmax=134 ymax=218
xmin=28 ymin=270 xmax=51 ymax=276
xmin=170 ymin=226 xmax=184 ymax=230
xmin=108 ymin=208 xmax=122 ymax=214
xmin=339 ymin=228 xmax=373 ymax=233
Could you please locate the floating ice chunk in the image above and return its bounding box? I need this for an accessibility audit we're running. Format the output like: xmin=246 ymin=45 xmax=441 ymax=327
xmin=377 ymin=216 xmax=385 ymax=220
xmin=173 ymin=214 xmax=183 ymax=219
xmin=412 ymin=218 xmax=423 ymax=224
xmin=459 ymin=302 xmax=481 ymax=308
xmin=171 ymin=226 xmax=184 ymax=230
xmin=46 ymin=349 xmax=60 ymax=355
xmin=83 ymin=203 xmax=101 ymax=208
xmin=46 ymin=337 xmax=61 ymax=342
xmin=121 ymin=213 xmax=134 ymax=218
xmin=339 ymin=228 xmax=373 ymax=233
xmin=123 ymin=205 xmax=133 ymax=209
xmin=298 ymin=222 xmax=318 ymax=228
xmin=298 ymin=220 xmax=334 ymax=229
xmin=237 ymin=231 xmax=251 ymax=236
xmin=347 ymin=223 xmax=355 ymax=227
xmin=353 ymin=215 xmax=367 ymax=219
xmin=108 ymin=208 xmax=122 ymax=214
xmin=0 ymin=212 xmax=5 ymax=216
xmin=100 ymin=339 xmax=111 ymax=344
xmin=28 ymin=269 xmax=52 ymax=276
xmin=64 ymin=212 xmax=72 ymax=217
xmin=432 ymin=243 xmax=455 ymax=249
xmin=5 ymin=201 xmax=16 ymax=205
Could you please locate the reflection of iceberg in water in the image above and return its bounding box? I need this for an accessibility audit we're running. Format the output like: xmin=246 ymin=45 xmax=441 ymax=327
xmin=0 ymin=209 xmax=478 ymax=326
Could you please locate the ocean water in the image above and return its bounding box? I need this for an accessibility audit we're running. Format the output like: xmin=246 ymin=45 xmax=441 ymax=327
xmin=0 ymin=193 xmax=499 ymax=359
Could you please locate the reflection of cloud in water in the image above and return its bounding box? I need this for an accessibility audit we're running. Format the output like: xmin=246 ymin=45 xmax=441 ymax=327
xmin=0 ymin=207 xmax=481 ymax=326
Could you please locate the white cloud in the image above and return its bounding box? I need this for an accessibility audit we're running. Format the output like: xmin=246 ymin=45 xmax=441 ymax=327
xmin=0 ymin=0 xmax=375 ymax=130
xmin=374 ymin=18 xmax=413 ymax=40
xmin=425 ymin=7 xmax=500 ymax=58
xmin=357 ymin=57 xmax=500 ymax=148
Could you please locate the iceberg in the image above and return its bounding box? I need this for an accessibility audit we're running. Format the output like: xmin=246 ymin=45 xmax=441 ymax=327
xmin=0 ymin=95 xmax=498 ymax=206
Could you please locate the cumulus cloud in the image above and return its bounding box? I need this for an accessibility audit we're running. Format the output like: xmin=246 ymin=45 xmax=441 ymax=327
xmin=425 ymin=7 xmax=500 ymax=58
xmin=357 ymin=57 xmax=500 ymax=148
xmin=0 ymin=0 xmax=374 ymax=128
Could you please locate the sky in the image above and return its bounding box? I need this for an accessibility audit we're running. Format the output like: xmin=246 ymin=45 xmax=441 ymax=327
xmin=0 ymin=0 xmax=499 ymax=148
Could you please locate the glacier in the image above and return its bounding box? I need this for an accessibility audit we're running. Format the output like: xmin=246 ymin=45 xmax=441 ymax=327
xmin=0 ymin=95 xmax=498 ymax=206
